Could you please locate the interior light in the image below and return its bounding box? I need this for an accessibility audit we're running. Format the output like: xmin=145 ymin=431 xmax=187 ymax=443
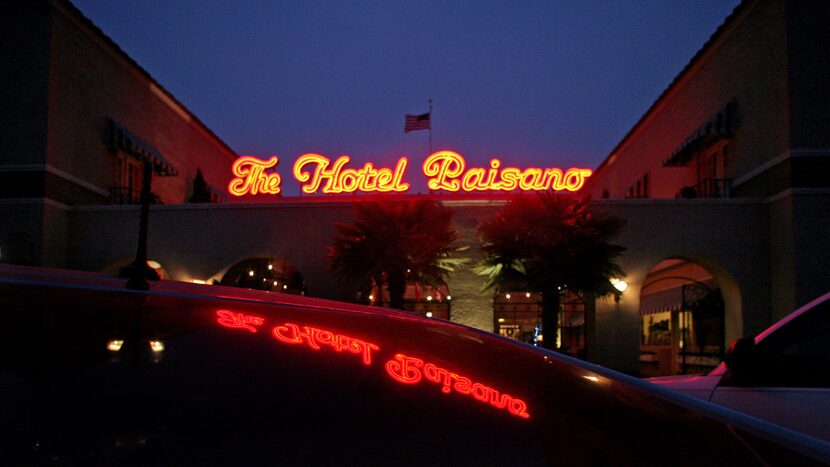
xmin=248 ymin=270 xmax=255 ymax=277
xmin=146 ymin=260 xmax=162 ymax=270
xmin=273 ymin=280 xmax=278 ymax=286
xmin=425 ymin=312 xmax=433 ymax=318
xmin=368 ymin=294 xmax=374 ymax=301
xmin=107 ymin=340 xmax=124 ymax=352
xmin=498 ymin=318 xmax=505 ymax=323
xmin=525 ymin=292 xmax=531 ymax=298
xmin=426 ymin=296 xmax=433 ymax=301
xmin=505 ymin=293 xmax=511 ymax=299
xmin=268 ymin=264 xmax=273 ymax=270
xmin=283 ymin=284 xmax=288 ymax=290
xmin=149 ymin=340 xmax=164 ymax=352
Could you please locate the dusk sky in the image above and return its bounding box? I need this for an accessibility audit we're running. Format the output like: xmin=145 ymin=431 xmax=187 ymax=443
xmin=73 ymin=0 xmax=740 ymax=194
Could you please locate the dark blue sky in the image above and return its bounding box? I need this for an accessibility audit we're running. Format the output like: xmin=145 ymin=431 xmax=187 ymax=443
xmin=73 ymin=0 xmax=740 ymax=194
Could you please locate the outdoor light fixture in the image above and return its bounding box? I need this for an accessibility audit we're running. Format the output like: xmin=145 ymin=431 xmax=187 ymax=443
xmin=505 ymin=293 xmax=511 ymax=299
xmin=248 ymin=270 xmax=254 ymax=277
xmin=107 ymin=340 xmax=124 ymax=352
xmin=525 ymin=292 xmax=531 ymax=298
xmin=368 ymin=294 xmax=374 ymax=301
xmin=610 ymin=277 xmax=628 ymax=292
xmin=426 ymin=296 xmax=433 ymax=301
xmin=268 ymin=264 xmax=273 ymax=270
xmin=149 ymin=340 xmax=164 ymax=352
xmin=426 ymin=312 xmax=433 ymax=318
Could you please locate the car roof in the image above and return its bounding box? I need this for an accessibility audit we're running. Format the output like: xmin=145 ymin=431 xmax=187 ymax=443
xmin=2 ymin=264 xmax=830 ymax=465
xmin=754 ymin=291 xmax=830 ymax=344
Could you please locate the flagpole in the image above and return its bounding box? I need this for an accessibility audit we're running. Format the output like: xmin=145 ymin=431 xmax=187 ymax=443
xmin=428 ymin=99 xmax=433 ymax=156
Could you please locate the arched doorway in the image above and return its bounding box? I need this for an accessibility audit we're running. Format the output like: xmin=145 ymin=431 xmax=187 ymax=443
xmin=639 ymin=259 xmax=725 ymax=376
xmin=493 ymin=290 xmax=585 ymax=357
xmin=220 ymin=257 xmax=306 ymax=295
xmin=361 ymin=278 xmax=451 ymax=320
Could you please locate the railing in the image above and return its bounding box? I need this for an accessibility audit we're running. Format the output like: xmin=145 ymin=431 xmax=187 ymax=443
xmin=677 ymin=179 xmax=732 ymax=198
xmin=109 ymin=187 xmax=162 ymax=204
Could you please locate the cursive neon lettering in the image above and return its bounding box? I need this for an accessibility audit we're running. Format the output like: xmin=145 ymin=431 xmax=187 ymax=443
xmin=293 ymin=154 xmax=410 ymax=194
xmin=422 ymin=151 xmax=591 ymax=193
xmin=384 ymin=353 xmax=530 ymax=419
xmin=273 ymin=322 xmax=379 ymax=365
xmin=228 ymin=156 xmax=282 ymax=196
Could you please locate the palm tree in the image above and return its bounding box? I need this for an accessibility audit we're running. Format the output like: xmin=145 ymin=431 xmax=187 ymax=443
xmin=478 ymin=194 xmax=626 ymax=350
xmin=328 ymin=199 xmax=464 ymax=310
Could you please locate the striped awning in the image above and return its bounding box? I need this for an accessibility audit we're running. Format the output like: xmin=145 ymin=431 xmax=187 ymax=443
xmin=639 ymin=287 xmax=683 ymax=314
xmin=106 ymin=118 xmax=178 ymax=176
xmin=663 ymin=100 xmax=738 ymax=167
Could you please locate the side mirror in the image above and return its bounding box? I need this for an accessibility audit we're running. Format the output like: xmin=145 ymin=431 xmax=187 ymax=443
xmin=722 ymin=336 xmax=760 ymax=386
xmin=724 ymin=336 xmax=756 ymax=371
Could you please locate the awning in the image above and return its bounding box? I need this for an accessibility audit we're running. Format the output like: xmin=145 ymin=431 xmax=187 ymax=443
xmin=663 ymin=100 xmax=738 ymax=167
xmin=106 ymin=118 xmax=178 ymax=176
xmin=639 ymin=287 xmax=683 ymax=314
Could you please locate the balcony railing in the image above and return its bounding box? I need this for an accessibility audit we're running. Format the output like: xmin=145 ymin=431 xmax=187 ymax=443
xmin=109 ymin=187 xmax=162 ymax=204
xmin=677 ymin=179 xmax=732 ymax=199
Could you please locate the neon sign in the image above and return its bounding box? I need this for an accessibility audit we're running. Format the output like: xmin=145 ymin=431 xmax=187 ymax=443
xmin=228 ymin=156 xmax=281 ymax=196
xmin=228 ymin=151 xmax=591 ymax=196
xmin=216 ymin=313 xmax=531 ymax=419
xmin=293 ymin=154 xmax=410 ymax=194
xmin=385 ymin=353 xmax=530 ymax=419
xmin=273 ymin=322 xmax=380 ymax=366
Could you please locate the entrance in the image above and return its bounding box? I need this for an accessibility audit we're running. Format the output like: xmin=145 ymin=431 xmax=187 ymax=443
xmin=639 ymin=259 xmax=725 ymax=376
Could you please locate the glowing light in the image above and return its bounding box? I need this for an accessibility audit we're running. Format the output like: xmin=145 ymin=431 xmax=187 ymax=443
xmin=267 ymin=264 xmax=273 ymax=270
xmin=107 ymin=339 xmax=124 ymax=352
xmin=446 ymin=295 xmax=451 ymax=300
xmin=610 ymin=278 xmax=628 ymax=292
xmin=422 ymin=151 xmax=591 ymax=192
xmin=191 ymin=279 xmax=207 ymax=284
xmin=525 ymin=292 xmax=531 ymax=298
xmin=385 ymin=353 xmax=530 ymax=419
xmin=248 ymin=270 xmax=255 ymax=277
xmin=283 ymin=284 xmax=288 ymax=290
xmin=368 ymin=294 xmax=374 ymax=301
xmin=536 ymin=334 xmax=544 ymax=342
xmin=273 ymin=323 xmax=380 ymax=366
xmin=228 ymin=156 xmax=282 ymax=196
xmin=582 ymin=375 xmax=600 ymax=383
xmin=426 ymin=295 xmax=433 ymax=301
xmin=425 ymin=312 xmax=433 ymax=318
xmin=498 ymin=318 xmax=505 ymax=323
xmin=273 ymin=281 xmax=278 ymax=286
xmin=293 ymin=154 xmax=410 ymax=194
xmin=505 ymin=293 xmax=511 ymax=299
xmin=146 ymin=260 xmax=162 ymax=270
xmin=149 ymin=340 xmax=164 ymax=352
xmin=216 ymin=309 xmax=265 ymax=333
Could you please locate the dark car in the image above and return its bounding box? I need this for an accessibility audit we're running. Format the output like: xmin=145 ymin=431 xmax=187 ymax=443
xmin=1 ymin=265 xmax=829 ymax=465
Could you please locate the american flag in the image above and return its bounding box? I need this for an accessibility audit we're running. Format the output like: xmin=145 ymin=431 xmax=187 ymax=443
xmin=404 ymin=112 xmax=431 ymax=133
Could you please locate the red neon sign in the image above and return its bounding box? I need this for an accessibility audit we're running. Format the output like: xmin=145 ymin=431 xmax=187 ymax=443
xmin=228 ymin=151 xmax=592 ymax=197
xmin=385 ymin=353 xmax=531 ymax=419
xmin=423 ymin=150 xmax=592 ymax=192
xmin=293 ymin=153 xmax=410 ymax=194
xmin=216 ymin=309 xmax=265 ymax=332
xmin=273 ymin=322 xmax=380 ymax=366
xmin=228 ymin=156 xmax=282 ymax=196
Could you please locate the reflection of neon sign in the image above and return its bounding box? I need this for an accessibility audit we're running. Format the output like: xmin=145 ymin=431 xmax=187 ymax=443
xmin=227 ymin=151 xmax=591 ymax=196
xmin=216 ymin=313 xmax=530 ymax=419
xmin=273 ymin=322 xmax=380 ymax=366
xmin=386 ymin=353 xmax=530 ymax=419
xmin=216 ymin=310 xmax=265 ymax=333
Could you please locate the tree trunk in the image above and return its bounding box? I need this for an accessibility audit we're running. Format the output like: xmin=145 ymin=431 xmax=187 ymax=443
xmin=388 ymin=270 xmax=407 ymax=310
xmin=541 ymin=288 xmax=561 ymax=351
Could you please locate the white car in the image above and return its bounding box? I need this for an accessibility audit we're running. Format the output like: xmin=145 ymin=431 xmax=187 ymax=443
xmin=648 ymin=291 xmax=830 ymax=441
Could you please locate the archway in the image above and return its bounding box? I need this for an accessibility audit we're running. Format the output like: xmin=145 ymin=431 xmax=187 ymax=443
xmin=220 ymin=257 xmax=306 ymax=295
xmin=638 ymin=258 xmax=730 ymax=376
